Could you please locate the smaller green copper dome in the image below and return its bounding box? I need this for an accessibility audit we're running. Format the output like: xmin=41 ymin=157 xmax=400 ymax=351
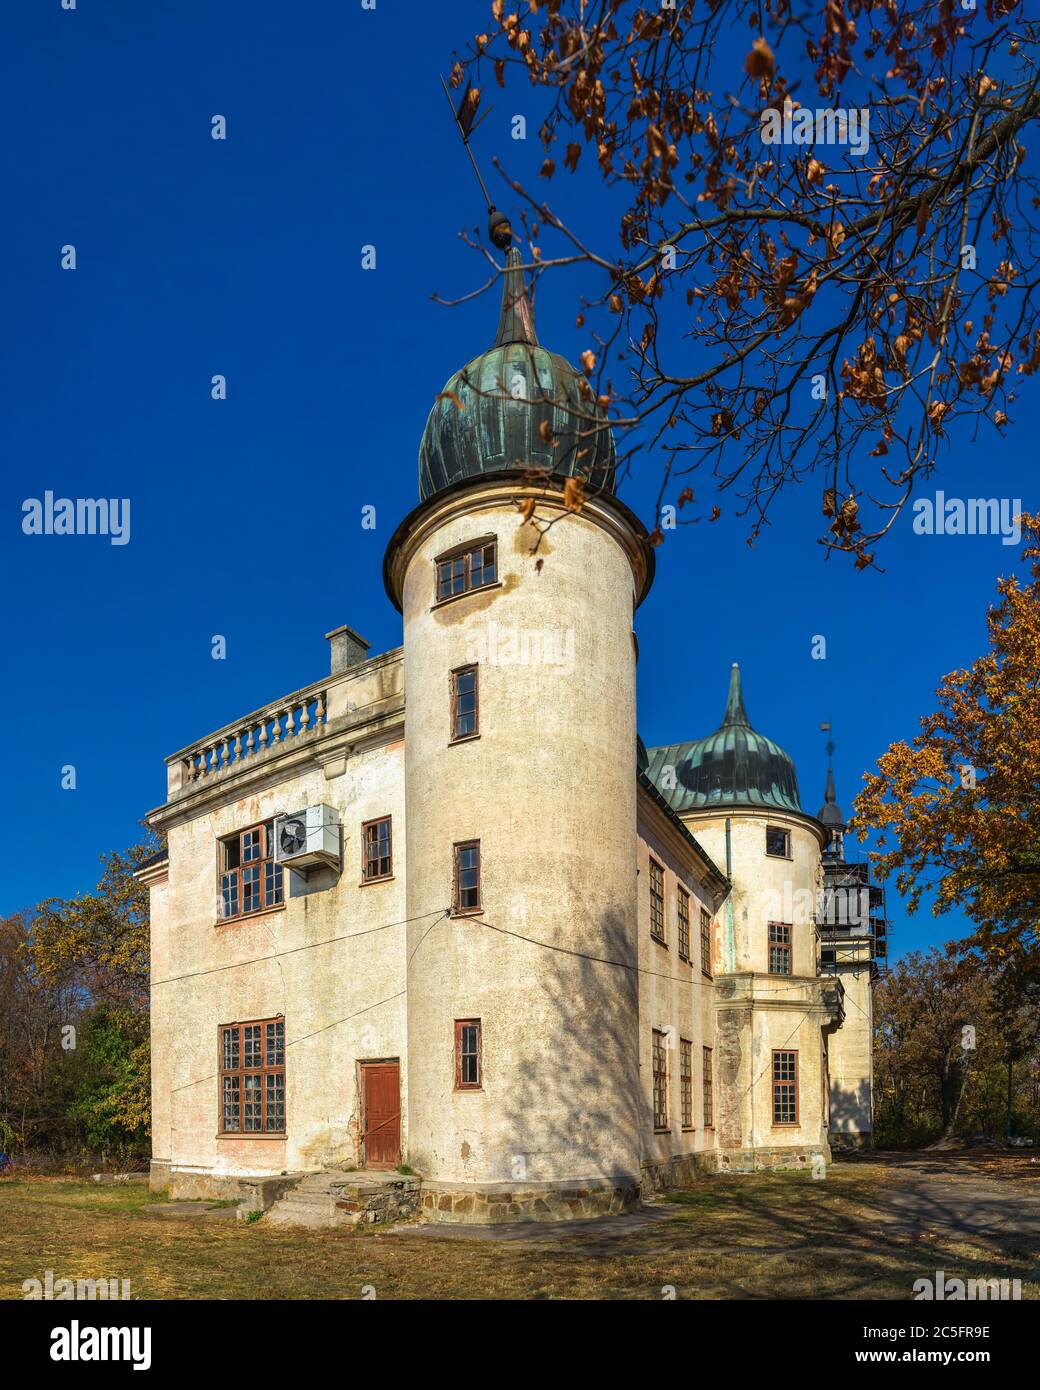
xmin=645 ymin=665 xmax=803 ymax=814
xmin=418 ymin=248 xmax=616 ymax=502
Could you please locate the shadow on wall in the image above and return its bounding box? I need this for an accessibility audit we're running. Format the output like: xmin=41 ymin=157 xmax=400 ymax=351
xmin=829 ymin=1079 xmax=873 ymax=1148
xmin=493 ymin=903 xmax=642 ymax=1185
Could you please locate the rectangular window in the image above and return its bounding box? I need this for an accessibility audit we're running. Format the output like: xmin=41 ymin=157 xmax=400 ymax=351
xmin=768 ymin=922 xmax=792 ymax=975
xmin=219 ymin=822 xmax=283 ymax=922
xmin=649 ymin=859 xmax=666 ymax=944
xmin=362 ymin=817 xmax=393 ymax=882
xmin=700 ymin=908 xmax=713 ymax=978
xmin=703 ymin=1046 xmax=714 ymax=1128
xmin=453 ymin=840 xmax=481 ymax=914
xmin=436 ymin=540 xmax=498 ymax=602
xmin=766 ymin=826 xmax=791 ymax=858
xmin=450 ymin=665 xmax=479 ymax=741
xmin=652 ymin=1029 xmax=668 ymax=1130
xmin=220 ymin=1017 xmax=285 ymax=1134
xmin=680 ymin=1038 xmax=693 ymax=1129
xmin=772 ymin=1049 xmax=798 ymax=1125
xmin=455 ymin=1019 xmax=482 ymax=1089
xmin=677 ymin=886 xmax=690 ymax=961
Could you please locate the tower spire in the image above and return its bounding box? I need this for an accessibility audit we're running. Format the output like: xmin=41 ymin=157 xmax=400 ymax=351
xmin=493 ymin=247 xmax=539 ymax=348
xmin=721 ymin=662 xmax=751 ymax=729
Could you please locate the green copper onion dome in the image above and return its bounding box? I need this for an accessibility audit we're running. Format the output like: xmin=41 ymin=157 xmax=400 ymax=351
xmin=418 ymin=247 xmax=616 ymax=501
xmin=645 ymin=664 xmax=803 ymax=814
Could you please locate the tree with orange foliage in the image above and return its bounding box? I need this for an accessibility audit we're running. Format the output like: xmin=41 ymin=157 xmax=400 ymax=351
xmin=447 ymin=2 xmax=1039 ymax=566
xmin=853 ymin=514 xmax=1040 ymax=962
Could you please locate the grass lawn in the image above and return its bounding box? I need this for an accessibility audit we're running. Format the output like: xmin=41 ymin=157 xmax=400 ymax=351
xmin=1 ymin=1160 xmax=1036 ymax=1300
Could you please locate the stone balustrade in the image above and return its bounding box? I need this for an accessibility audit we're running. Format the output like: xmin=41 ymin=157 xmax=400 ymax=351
xmin=166 ymin=679 xmax=329 ymax=797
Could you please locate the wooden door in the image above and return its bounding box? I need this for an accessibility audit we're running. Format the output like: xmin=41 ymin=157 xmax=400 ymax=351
xmin=361 ymin=1061 xmax=400 ymax=1169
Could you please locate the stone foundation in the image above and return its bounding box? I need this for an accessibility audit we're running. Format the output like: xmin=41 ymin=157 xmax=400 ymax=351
xmin=716 ymin=1143 xmax=831 ymax=1174
xmin=153 ymin=1160 xmax=304 ymax=1207
xmin=330 ymin=1173 xmax=420 ymax=1225
xmin=419 ymin=1178 xmax=640 ymax=1224
xmin=829 ymin=1130 xmax=873 ymax=1153
xmin=640 ymin=1151 xmax=718 ymax=1194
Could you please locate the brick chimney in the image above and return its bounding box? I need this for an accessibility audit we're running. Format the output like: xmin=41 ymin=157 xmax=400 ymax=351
xmin=325 ymin=624 xmax=371 ymax=675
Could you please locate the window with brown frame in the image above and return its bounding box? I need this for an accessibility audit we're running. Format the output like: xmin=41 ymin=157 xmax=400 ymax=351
xmin=450 ymin=665 xmax=479 ymax=741
xmin=703 ymin=1045 xmax=714 ymax=1128
xmin=219 ymin=821 xmax=283 ymax=922
xmin=453 ymin=840 xmax=481 ymax=914
xmin=768 ymin=922 xmax=792 ymax=975
xmin=361 ymin=817 xmax=392 ymax=882
xmin=680 ymin=1038 xmax=693 ymax=1129
xmin=677 ymin=886 xmax=691 ymax=961
xmin=436 ymin=540 xmax=497 ymax=603
xmin=772 ymin=1049 xmax=798 ymax=1125
xmin=649 ymin=859 xmax=666 ymax=944
xmin=652 ymin=1029 xmax=668 ymax=1130
xmin=765 ymin=825 xmax=791 ymax=858
xmin=700 ymin=908 xmax=713 ymax=978
xmin=219 ymin=1017 xmax=285 ymax=1134
xmin=455 ymin=1019 xmax=482 ymax=1089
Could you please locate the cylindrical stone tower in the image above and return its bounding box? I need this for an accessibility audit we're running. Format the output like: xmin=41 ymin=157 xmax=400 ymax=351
xmin=383 ymin=249 xmax=654 ymax=1219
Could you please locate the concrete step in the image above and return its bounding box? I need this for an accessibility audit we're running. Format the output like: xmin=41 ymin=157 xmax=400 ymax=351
xmin=262 ymin=1168 xmax=420 ymax=1229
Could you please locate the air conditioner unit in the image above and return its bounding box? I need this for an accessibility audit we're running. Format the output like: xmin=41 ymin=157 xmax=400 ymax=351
xmin=274 ymin=804 xmax=341 ymax=873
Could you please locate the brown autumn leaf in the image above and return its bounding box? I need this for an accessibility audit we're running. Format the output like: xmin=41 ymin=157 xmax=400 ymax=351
xmin=822 ymin=487 xmax=837 ymax=518
xmin=677 ymin=486 xmax=694 ymax=508
xmin=579 ymin=348 xmax=596 ymax=376
xmin=539 ymin=419 xmax=557 ymax=445
xmin=744 ymin=37 xmax=775 ymax=80
xmin=563 ymin=476 xmax=586 ymax=512
xmin=519 ymin=497 xmax=537 ymax=523
xmin=648 ymin=526 xmax=665 ymax=548
xmin=539 ymin=158 xmax=555 ymax=179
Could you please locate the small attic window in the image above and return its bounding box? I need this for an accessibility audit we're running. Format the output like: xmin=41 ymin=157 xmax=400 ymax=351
xmin=436 ymin=539 xmax=497 ymax=603
xmin=765 ymin=826 xmax=791 ymax=858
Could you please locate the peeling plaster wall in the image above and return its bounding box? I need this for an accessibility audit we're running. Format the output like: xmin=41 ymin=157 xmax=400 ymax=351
xmin=636 ymin=810 xmax=718 ymax=1167
xmin=151 ymin=716 xmax=407 ymax=1186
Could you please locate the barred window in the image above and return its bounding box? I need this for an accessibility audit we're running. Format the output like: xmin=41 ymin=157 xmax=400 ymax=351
xmin=220 ymin=1017 xmax=285 ymax=1134
xmin=680 ymin=1038 xmax=693 ymax=1129
xmin=768 ymin=922 xmax=792 ymax=976
xmin=219 ymin=822 xmax=283 ymax=922
xmin=455 ymin=1019 xmax=482 ymax=1090
xmin=649 ymin=859 xmax=666 ymax=944
xmin=677 ymin=886 xmax=691 ymax=961
xmin=700 ymin=908 xmax=713 ymax=978
xmin=772 ymin=1049 xmax=798 ymax=1125
xmin=453 ymin=840 xmax=481 ymax=913
xmin=362 ymin=817 xmax=393 ymax=882
xmin=652 ymin=1029 xmax=668 ymax=1130
xmin=436 ymin=540 xmax=498 ymax=602
xmin=451 ymin=665 xmax=479 ymax=741
xmin=703 ymin=1046 xmax=714 ymax=1128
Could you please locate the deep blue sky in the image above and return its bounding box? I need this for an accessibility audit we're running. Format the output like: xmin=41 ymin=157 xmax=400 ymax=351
xmin=2 ymin=2 xmax=1031 ymax=964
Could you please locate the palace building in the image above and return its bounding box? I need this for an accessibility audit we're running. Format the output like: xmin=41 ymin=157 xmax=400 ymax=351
xmin=138 ymin=250 xmax=880 ymax=1224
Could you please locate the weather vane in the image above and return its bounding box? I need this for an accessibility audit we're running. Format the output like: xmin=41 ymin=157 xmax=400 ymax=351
xmin=820 ymin=720 xmax=835 ymax=762
xmin=439 ymin=73 xmax=513 ymax=251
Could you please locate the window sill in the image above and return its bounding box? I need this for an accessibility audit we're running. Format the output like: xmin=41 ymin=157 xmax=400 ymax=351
xmin=651 ymin=934 xmax=668 ymax=950
xmin=653 ymin=1127 xmax=671 ymax=1135
xmin=360 ymin=874 xmax=395 ymax=887
xmin=681 ymin=1126 xmax=695 ymax=1133
xmin=215 ymin=904 xmax=286 ymax=929
xmin=702 ymin=970 xmax=714 ymax=980
xmin=765 ymin=853 xmax=794 ymax=862
xmin=678 ymin=953 xmax=690 ymax=965
xmin=216 ymin=1133 xmax=286 ymax=1141
xmin=454 ymin=1086 xmax=483 ymax=1093
xmin=431 ymin=580 xmax=503 ymax=613
xmin=451 ymin=907 xmax=483 ymax=919
xmin=449 ymin=733 xmax=480 ymax=746
xmin=771 ymin=1123 xmax=799 ymax=1129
